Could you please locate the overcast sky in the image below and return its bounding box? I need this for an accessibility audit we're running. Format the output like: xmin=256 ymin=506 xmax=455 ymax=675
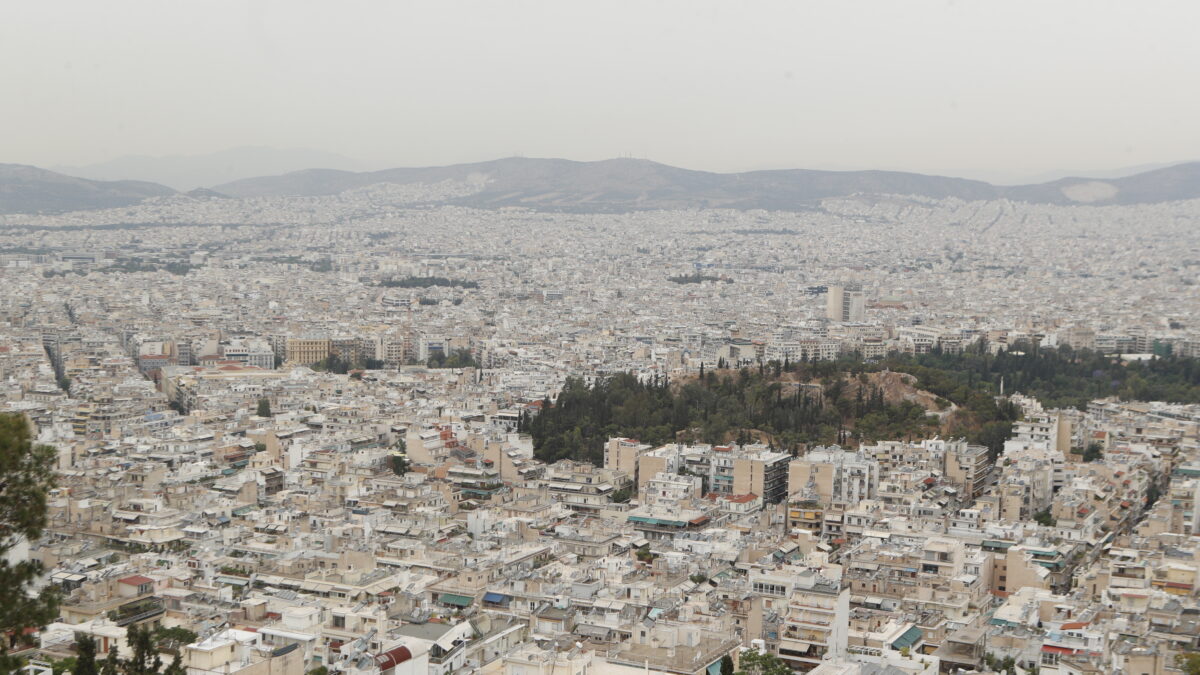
xmin=3 ymin=0 xmax=1198 ymax=182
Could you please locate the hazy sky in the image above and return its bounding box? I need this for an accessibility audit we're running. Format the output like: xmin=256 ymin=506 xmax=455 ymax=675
xmin=3 ymin=0 xmax=1199 ymax=182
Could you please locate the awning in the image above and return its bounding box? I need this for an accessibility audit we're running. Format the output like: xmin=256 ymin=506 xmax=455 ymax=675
xmin=439 ymin=593 xmax=473 ymax=607
xmin=482 ymin=592 xmax=509 ymax=604
xmin=891 ymin=626 xmax=923 ymax=651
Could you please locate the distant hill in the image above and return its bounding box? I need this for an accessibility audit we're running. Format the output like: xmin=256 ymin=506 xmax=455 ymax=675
xmin=212 ymin=157 xmax=998 ymax=209
xmin=213 ymin=157 xmax=1200 ymax=210
xmin=0 ymin=164 xmax=175 ymax=214
xmin=1003 ymin=162 xmax=1200 ymax=205
xmin=54 ymin=146 xmax=375 ymax=192
xmin=5 ymin=157 xmax=1200 ymax=215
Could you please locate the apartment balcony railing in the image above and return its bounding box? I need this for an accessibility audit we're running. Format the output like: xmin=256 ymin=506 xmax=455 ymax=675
xmin=112 ymin=599 xmax=165 ymax=627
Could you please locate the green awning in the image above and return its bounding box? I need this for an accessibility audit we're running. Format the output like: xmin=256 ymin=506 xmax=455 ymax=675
xmin=891 ymin=626 xmax=923 ymax=651
xmin=439 ymin=593 xmax=473 ymax=607
xmin=628 ymin=515 xmax=686 ymax=527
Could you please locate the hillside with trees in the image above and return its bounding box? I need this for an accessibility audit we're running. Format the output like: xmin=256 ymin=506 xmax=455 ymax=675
xmin=377 ymin=276 xmax=479 ymax=289
xmin=522 ymin=368 xmax=945 ymax=465
xmin=521 ymin=344 xmax=1200 ymax=465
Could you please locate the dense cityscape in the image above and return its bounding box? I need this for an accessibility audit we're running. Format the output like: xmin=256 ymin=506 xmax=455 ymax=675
xmin=5 ymin=0 xmax=1200 ymax=672
xmin=1 ymin=179 xmax=1199 ymax=675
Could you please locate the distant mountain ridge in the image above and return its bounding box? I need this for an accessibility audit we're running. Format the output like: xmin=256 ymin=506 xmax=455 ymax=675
xmin=3 ymin=157 xmax=1199 ymax=215
xmin=212 ymin=157 xmax=1200 ymax=210
xmin=54 ymin=146 xmax=375 ymax=191
xmin=0 ymin=164 xmax=175 ymax=214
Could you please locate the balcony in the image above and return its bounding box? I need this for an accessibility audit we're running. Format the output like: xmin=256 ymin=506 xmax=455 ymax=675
xmin=782 ymin=628 xmax=828 ymax=643
xmin=788 ymin=613 xmax=832 ymax=628
xmin=110 ymin=598 xmax=165 ymax=627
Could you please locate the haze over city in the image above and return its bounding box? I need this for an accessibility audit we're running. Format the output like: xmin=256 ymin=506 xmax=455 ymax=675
xmin=4 ymin=1 xmax=1200 ymax=183
xmin=2 ymin=3 xmax=1200 ymax=675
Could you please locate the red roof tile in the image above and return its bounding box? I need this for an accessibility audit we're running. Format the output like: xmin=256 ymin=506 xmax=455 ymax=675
xmin=119 ymin=575 xmax=154 ymax=586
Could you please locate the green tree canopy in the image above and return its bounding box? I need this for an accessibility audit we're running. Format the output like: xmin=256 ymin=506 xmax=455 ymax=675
xmin=73 ymin=634 xmax=99 ymax=675
xmin=0 ymin=413 xmax=60 ymax=671
xmin=734 ymin=649 xmax=792 ymax=675
xmin=123 ymin=624 xmax=163 ymax=675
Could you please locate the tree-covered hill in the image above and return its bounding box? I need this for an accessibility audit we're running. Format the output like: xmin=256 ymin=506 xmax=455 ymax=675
xmin=522 ymin=344 xmax=1200 ymax=466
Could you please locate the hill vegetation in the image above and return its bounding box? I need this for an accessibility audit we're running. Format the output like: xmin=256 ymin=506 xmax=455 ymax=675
xmin=522 ymin=344 xmax=1200 ymax=465
xmin=377 ymin=276 xmax=479 ymax=289
xmin=668 ymin=273 xmax=728 ymax=284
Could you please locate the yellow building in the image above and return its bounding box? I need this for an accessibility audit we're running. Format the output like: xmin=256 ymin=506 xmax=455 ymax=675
xmin=285 ymin=337 xmax=331 ymax=366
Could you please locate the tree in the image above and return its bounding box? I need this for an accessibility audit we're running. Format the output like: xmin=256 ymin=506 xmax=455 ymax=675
xmin=1082 ymin=442 xmax=1103 ymax=463
xmin=1147 ymin=482 xmax=1162 ymax=506
xmin=634 ymin=545 xmax=655 ymax=563
xmin=609 ymin=486 xmax=634 ymax=503
xmin=1177 ymin=652 xmax=1200 ymax=675
xmin=720 ymin=654 xmax=735 ymax=675
xmin=100 ymin=647 xmax=120 ymax=675
xmin=153 ymin=625 xmax=198 ymax=652
xmin=163 ymin=653 xmax=186 ymax=675
xmin=1033 ymin=509 xmax=1055 ymax=527
xmin=734 ymin=648 xmax=792 ymax=675
xmin=73 ymin=634 xmax=99 ymax=675
xmin=256 ymin=397 xmax=272 ymax=417
xmin=390 ymin=454 xmax=410 ymax=476
xmin=0 ymin=413 xmax=61 ymax=671
xmin=49 ymin=655 xmax=78 ymax=675
xmin=123 ymin=624 xmax=163 ymax=675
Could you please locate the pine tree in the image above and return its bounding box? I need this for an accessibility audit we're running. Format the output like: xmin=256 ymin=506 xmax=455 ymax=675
xmin=256 ymin=397 xmax=272 ymax=417
xmin=100 ymin=646 xmax=120 ymax=675
xmin=163 ymin=652 xmax=186 ymax=675
xmin=0 ymin=413 xmax=61 ymax=671
xmin=74 ymin=634 xmax=100 ymax=675
xmin=124 ymin=625 xmax=163 ymax=675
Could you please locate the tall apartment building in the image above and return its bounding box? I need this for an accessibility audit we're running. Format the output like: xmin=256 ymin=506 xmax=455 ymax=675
xmin=330 ymin=336 xmax=362 ymax=364
xmin=787 ymin=447 xmax=880 ymax=506
xmin=826 ymin=284 xmax=865 ymax=323
xmin=863 ymin=438 xmax=994 ymax=501
xmin=777 ymin=570 xmax=849 ymax=671
xmin=942 ymin=441 xmax=994 ymax=501
xmin=625 ymin=441 xmax=791 ymax=503
xmin=732 ymin=449 xmax=792 ymax=504
xmin=604 ymin=437 xmax=653 ymax=484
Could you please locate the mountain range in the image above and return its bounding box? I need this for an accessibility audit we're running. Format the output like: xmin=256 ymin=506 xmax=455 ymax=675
xmin=2 ymin=157 xmax=1199 ymax=215
xmin=53 ymin=146 xmax=375 ymax=192
xmin=0 ymin=164 xmax=175 ymax=214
